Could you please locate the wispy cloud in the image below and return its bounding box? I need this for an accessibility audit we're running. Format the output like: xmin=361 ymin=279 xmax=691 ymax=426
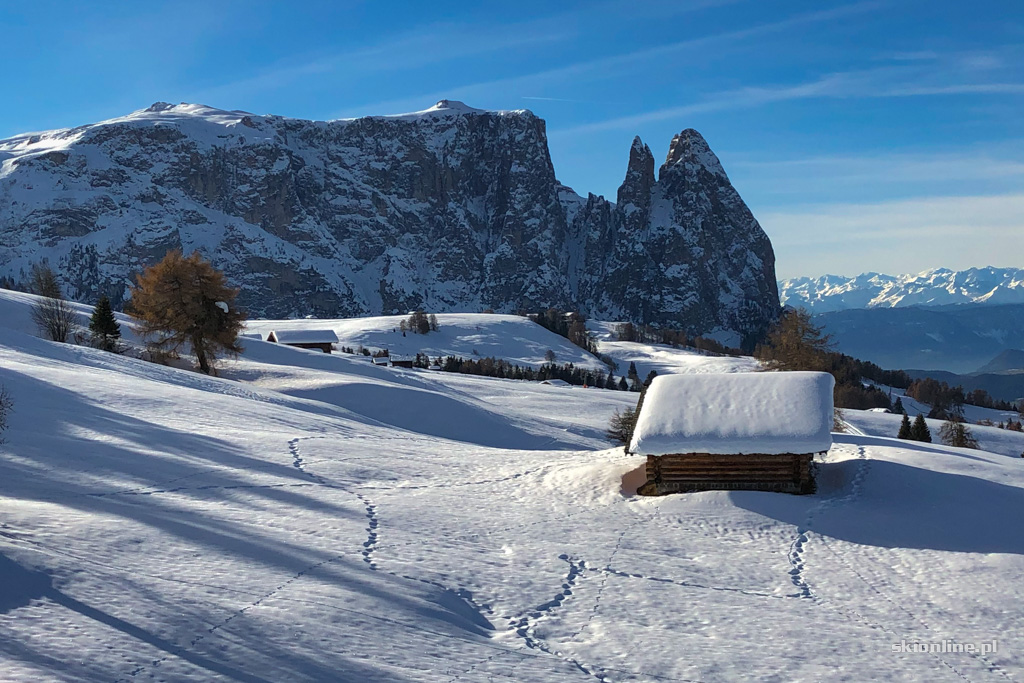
xmin=549 ymin=62 xmax=1024 ymax=137
xmin=339 ymin=0 xmax=885 ymax=118
xmin=522 ymin=96 xmax=585 ymax=103
xmin=765 ymin=193 xmax=1024 ymax=278
xmin=879 ymin=50 xmax=941 ymax=61
xmin=188 ymin=20 xmax=569 ymax=106
xmin=731 ymin=148 xmax=1024 ymax=185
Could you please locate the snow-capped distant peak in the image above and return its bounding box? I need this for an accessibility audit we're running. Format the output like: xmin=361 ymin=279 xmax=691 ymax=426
xmin=779 ymin=266 xmax=1024 ymax=312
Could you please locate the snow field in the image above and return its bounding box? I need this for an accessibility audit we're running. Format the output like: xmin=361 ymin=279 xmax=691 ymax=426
xmin=246 ymin=313 xmax=609 ymax=371
xmin=0 ymin=291 xmax=1022 ymax=681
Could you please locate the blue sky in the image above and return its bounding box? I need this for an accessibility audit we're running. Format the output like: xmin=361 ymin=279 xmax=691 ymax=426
xmin=2 ymin=0 xmax=1022 ymax=278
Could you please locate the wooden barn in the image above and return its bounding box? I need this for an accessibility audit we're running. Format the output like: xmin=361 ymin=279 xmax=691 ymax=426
xmin=266 ymin=329 xmax=339 ymax=353
xmin=630 ymin=371 xmax=834 ymax=496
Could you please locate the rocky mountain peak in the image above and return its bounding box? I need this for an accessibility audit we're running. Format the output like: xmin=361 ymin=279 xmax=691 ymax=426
xmin=616 ymin=136 xmax=655 ymax=210
xmin=660 ymin=128 xmax=725 ymax=179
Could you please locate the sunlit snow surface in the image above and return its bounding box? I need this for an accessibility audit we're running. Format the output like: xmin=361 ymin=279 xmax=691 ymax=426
xmin=1 ymin=292 xmax=1023 ymax=681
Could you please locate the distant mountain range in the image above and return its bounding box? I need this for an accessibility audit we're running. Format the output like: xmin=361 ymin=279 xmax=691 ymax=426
xmin=779 ymin=267 xmax=1024 ymax=313
xmin=816 ymin=302 xmax=1024 ymax=378
xmin=906 ymin=345 xmax=1024 ymax=404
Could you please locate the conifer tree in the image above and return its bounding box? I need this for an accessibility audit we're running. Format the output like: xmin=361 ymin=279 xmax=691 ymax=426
xmin=910 ymin=414 xmax=931 ymax=443
xmin=897 ymin=412 xmax=911 ymax=439
xmin=618 ymin=376 xmax=629 ymax=391
xmin=755 ymin=307 xmax=833 ymax=372
xmin=627 ymin=361 xmax=638 ymax=382
xmin=939 ymin=420 xmax=979 ymax=449
xmin=129 ymin=250 xmax=246 ymax=375
xmin=893 ymin=397 xmax=905 ymax=415
xmin=89 ymin=295 xmax=121 ymax=351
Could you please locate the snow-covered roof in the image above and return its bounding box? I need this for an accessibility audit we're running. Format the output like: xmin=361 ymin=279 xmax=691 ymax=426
xmin=629 ymin=371 xmax=835 ymax=456
xmin=268 ymin=329 xmax=339 ymax=344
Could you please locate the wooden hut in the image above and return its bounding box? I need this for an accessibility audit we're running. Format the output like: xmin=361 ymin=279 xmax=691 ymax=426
xmin=630 ymin=371 xmax=834 ymax=496
xmin=266 ymin=329 xmax=339 ymax=353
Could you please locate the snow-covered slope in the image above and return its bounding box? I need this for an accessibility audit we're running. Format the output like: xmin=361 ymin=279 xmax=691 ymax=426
xmin=0 ymin=101 xmax=779 ymax=342
xmin=780 ymin=266 xmax=1024 ymax=312
xmin=589 ymin=319 xmax=761 ymax=379
xmin=2 ymin=291 xmax=1024 ymax=681
xmin=246 ymin=313 xmax=607 ymax=370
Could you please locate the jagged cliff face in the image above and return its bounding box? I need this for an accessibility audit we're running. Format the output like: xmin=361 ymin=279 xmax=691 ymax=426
xmin=0 ymin=100 xmax=779 ymax=342
xmin=568 ymin=131 xmax=779 ymax=341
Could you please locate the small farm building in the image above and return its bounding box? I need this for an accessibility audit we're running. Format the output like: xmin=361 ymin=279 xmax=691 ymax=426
xmin=540 ymin=379 xmax=571 ymax=387
xmin=266 ymin=329 xmax=339 ymax=353
xmin=630 ymin=371 xmax=834 ymax=495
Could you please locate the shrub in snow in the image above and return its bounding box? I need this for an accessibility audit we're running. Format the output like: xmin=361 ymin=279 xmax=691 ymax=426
xmin=29 ymin=263 xmax=77 ymax=343
xmin=833 ymin=408 xmax=846 ymax=433
xmin=607 ymin=407 xmax=638 ymax=447
xmin=129 ymin=250 xmax=246 ymax=375
xmin=0 ymin=386 xmax=12 ymax=444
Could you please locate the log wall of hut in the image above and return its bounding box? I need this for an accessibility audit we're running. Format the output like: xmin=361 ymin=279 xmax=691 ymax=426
xmin=637 ymin=453 xmax=815 ymax=496
xmin=286 ymin=342 xmax=333 ymax=353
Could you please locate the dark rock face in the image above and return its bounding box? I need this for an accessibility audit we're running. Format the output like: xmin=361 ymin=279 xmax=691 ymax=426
xmin=0 ymin=101 xmax=779 ymax=341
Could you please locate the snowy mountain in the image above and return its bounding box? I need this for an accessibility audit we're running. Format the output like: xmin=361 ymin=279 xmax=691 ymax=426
xmin=779 ymin=267 xmax=1024 ymax=312
xmin=3 ymin=289 xmax=1024 ymax=681
xmin=0 ymin=100 xmax=779 ymax=344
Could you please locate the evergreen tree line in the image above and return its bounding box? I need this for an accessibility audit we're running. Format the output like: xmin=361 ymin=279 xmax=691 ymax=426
xmin=400 ymin=311 xmax=438 ymax=335
xmin=416 ymin=354 xmax=650 ymax=391
xmin=898 ymin=411 xmax=983 ymax=449
xmin=904 ymin=377 xmax=1016 ymax=415
xmin=530 ymin=309 xmax=599 ymax=356
xmin=897 ymin=413 xmax=932 ymax=442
